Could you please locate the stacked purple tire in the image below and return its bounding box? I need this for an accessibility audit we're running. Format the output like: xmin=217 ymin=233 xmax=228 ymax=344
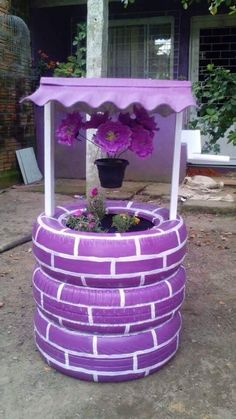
xmin=32 ymin=200 xmax=187 ymax=382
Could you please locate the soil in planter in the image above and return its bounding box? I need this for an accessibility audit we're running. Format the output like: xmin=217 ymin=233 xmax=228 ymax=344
xmin=101 ymin=214 xmax=154 ymax=233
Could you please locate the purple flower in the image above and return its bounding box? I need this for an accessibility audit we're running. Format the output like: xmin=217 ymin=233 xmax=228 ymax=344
xmin=133 ymin=105 xmax=158 ymax=133
xmin=129 ymin=125 xmax=154 ymax=158
xmin=90 ymin=187 xmax=98 ymax=197
xmin=118 ymin=112 xmax=136 ymax=128
xmin=94 ymin=121 xmax=132 ymax=156
xmin=84 ymin=112 xmax=110 ymax=129
xmin=56 ymin=112 xmax=83 ymax=146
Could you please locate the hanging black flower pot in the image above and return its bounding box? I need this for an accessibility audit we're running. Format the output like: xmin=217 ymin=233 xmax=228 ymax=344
xmin=94 ymin=158 xmax=129 ymax=188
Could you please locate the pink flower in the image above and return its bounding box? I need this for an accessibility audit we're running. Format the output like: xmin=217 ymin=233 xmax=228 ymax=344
xmin=74 ymin=209 xmax=83 ymax=217
xmin=129 ymin=125 xmax=154 ymax=158
xmin=88 ymin=221 xmax=96 ymax=229
xmin=84 ymin=112 xmax=110 ymax=129
xmin=133 ymin=105 xmax=158 ymax=133
xmin=56 ymin=112 xmax=83 ymax=146
xmin=87 ymin=212 xmax=95 ymax=220
xmin=94 ymin=121 xmax=132 ymax=156
xmin=90 ymin=187 xmax=98 ymax=197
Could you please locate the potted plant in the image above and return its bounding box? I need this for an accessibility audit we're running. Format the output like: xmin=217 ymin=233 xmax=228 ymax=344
xmin=56 ymin=105 xmax=159 ymax=188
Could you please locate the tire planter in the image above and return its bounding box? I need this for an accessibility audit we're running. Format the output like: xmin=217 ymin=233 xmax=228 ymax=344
xmin=34 ymin=307 xmax=182 ymax=382
xmin=32 ymin=200 xmax=187 ymax=288
xmin=32 ymin=200 xmax=187 ymax=382
xmin=33 ymin=265 xmax=186 ymax=334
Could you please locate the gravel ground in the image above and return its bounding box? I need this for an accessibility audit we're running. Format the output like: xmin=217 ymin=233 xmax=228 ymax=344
xmin=0 ymin=190 xmax=235 ymax=419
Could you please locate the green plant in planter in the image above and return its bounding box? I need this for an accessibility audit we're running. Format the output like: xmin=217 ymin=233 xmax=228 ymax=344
xmin=189 ymin=64 xmax=236 ymax=151
xmin=65 ymin=211 xmax=103 ymax=232
xmin=64 ymin=187 xmax=105 ymax=232
xmin=86 ymin=187 xmax=106 ymax=220
xmin=112 ymin=213 xmax=140 ymax=233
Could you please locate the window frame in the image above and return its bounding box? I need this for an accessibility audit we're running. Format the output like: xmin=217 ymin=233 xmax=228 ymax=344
xmin=108 ymin=16 xmax=175 ymax=80
xmin=189 ymin=14 xmax=236 ymax=82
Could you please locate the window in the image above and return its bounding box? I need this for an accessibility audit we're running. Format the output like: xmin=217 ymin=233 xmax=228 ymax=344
xmin=108 ymin=18 xmax=174 ymax=79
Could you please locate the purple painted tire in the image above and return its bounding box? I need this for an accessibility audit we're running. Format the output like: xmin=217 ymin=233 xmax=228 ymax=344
xmin=34 ymin=308 xmax=182 ymax=382
xmin=33 ymin=265 xmax=186 ymax=333
xmin=32 ymin=200 xmax=187 ymax=288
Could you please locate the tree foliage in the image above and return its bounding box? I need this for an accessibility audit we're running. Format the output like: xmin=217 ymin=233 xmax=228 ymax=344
xmin=190 ymin=65 xmax=236 ymax=149
xmin=121 ymin=0 xmax=236 ymax=15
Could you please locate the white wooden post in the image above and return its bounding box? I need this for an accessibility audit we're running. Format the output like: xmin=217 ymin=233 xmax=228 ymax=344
xmin=169 ymin=112 xmax=183 ymax=220
xmin=44 ymin=101 xmax=55 ymax=216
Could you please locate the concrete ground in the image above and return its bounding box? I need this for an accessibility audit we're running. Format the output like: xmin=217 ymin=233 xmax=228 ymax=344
xmin=0 ymin=180 xmax=235 ymax=419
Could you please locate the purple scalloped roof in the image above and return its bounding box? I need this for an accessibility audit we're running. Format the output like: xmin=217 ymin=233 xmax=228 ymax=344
xmin=22 ymin=77 xmax=196 ymax=115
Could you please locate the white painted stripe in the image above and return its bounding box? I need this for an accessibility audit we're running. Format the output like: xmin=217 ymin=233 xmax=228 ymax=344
xmin=56 ymin=283 xmax=65 ymax=302
xmin=32 ymin=236 xmax=186 ymax=262
xmin=40 ymin=292 xmax=44 ymax=309
xmin=124 ymin=324 xmax=130 ymax=334
xmin=140 ymin=275 xmax=145 ymax=286
xmin=126 ymin=201 xmax=133 ymax=209
xmin=176 ymin=229 xmax=181 ymax=246
xmin=51 ymin=253 xmax=54 ymax=268
xmin=144 ymin=368 xmax=150 ymax=377
xmin=58 ymin=317 xmax=63 ymax=326
xmin=163 ymin=255 xmax=167 ymax=268
xmin=151 ymin=329 xmax=158 ymax=347
xmin=151 ymin=303 xmax=155 ymax=320
xmin=57 ymin=206 xmax=70 ymax=213
xmin=65 ymin=352 xmax=69 ymax=366
xmin=110 ymin=260 xmax=116 ymax=276
xmin=165 ymin=280 xmax=173 ymax=297
xmin=93 ymin=374 xmax=98 ymax=382
xmin=134 ymin=237 xmax=141 ymax=257
xmin=34 ymin=225 xmax=41 ymax=241
xmin=32 ymin=266 xmax=41 ymax=279
xmin=73 ymin=236 xmax=80 ymax=256
xmin=81 ymin=276 xmax=87 ymax=286
xmin=133 ymin=355 xmax=138 ymax=371
xmin=45 ymin=323 xmax=50 ymax=341
xmin=35 ymin=343 xmax=178 ymax=377
xmin=88 ymin=307 xmax=93 ymax=325
xmin=119 ymin=289 xmax=125 ymax=307
xmin=93 ymin=335 xmax=98 ymax=355
xmin=176 ymin=333 xmax=180 ymax=350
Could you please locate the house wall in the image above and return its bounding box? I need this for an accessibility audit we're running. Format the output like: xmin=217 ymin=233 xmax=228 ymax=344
xmin=30 ymin=0 xmax=224 ymax=182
